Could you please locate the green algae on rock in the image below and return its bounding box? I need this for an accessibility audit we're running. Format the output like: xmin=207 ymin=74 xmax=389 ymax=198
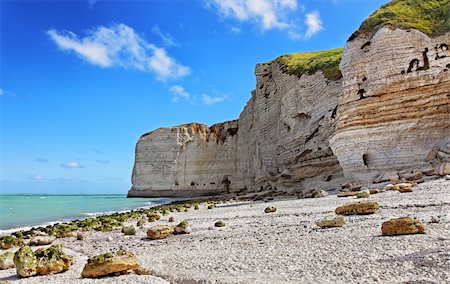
xmin=0 ymin=251 xmax=15 ymax=270
xmin=350 ymin=0 xmax=450 ymax=40
xmin=273 ymin=48 xmax=343 ymax=81
xmin=82 ymin=250 xmax=140 ymax=278
xmin=0 ymin=235 xmax=24 ymax=249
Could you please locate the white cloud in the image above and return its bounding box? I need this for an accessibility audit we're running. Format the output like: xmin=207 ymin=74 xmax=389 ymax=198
xmin=61 ymin=161 xmax=84 ymax=169
xmin=304 ymin=11 xmax=323 ymax=39
xmin=152 ymin=26 xmax=178 ymax=47
xmin=202 ymin=93 xmax=226 ymax=105
xmin=47 ymin=23 xmax=190 ymax=80
xmin=31 ymin=175 xmax=46 ymax=182
xmin=169 ymin=85 xmax=190 ymax=102
xmin=88 ymin=0 xmax=99 ymax=9
xmin=207 ymin=0 xmax=298 ymax=31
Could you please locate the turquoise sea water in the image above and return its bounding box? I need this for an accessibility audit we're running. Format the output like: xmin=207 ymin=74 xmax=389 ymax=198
xmin=0 ymin=194 xmax=173 ymax=231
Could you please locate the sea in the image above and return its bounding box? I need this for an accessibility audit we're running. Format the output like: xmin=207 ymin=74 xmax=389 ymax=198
xmin=0 ymin=194 xmax=173 ymax=232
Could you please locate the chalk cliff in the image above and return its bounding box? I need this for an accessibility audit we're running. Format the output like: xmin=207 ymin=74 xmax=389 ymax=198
xmin=129 ymin=0 xmax=450 ymax=198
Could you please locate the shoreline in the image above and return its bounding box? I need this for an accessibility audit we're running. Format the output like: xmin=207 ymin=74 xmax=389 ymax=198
xmin=0 ymin=177 xmax=449 ymax=283
xmin=0 ymin=197 xmax=180 ymax=234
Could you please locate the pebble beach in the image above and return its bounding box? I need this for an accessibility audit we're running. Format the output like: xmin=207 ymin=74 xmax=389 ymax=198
xmin=0 ymin=177 xmax=449 ymax=284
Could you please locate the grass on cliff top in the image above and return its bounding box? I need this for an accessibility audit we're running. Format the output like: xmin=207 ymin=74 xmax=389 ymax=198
xmin=273 ymin=48 xmax=343 ymax=81
xmin=350 ymin=0 xmax=450 ymax=40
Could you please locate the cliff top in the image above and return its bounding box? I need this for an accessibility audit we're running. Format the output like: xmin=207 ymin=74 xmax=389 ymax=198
xmin=273 ymin=48 xmax=343 ymax=81
xmin=350 ymin=0 xmax=449 ymax=41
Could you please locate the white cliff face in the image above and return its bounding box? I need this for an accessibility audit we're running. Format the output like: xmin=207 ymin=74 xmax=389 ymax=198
xmin=129 ymin=63 xmax=343 ymax=197
xmin=330 ymin=27 xmax=450 ymax=182
xmin=237 ymin=63 xmax=343 ymax=193
xmin=129 ymin=121 xmax=240 ymax=197
xmin=129 ymin=27 xmax=450 ymax=198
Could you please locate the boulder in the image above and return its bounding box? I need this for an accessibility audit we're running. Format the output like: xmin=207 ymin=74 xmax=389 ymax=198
xmin=356 ymin=189 xmax=370 ymax=198
xmin=393 ymin=183 xmax=414 ymax=193
xmin=369 ymin=188 xmax=381 ymax=194
xmin=381 ymin=217 xmax=425 ymax=236
xmin=174 ymin=220 xmax=191 ymax=235
xmin=316 ymin=216 xmax=346 ymax=228
xmin=264 ymin=207 xmax=277 ymax=213
xmin=0 ymin=235 xmax=24 ymax=249
xmin=0 ymin=251 xmax=14 ymax=270
xmin=373 ymin=171 xmax=399 ymax=183
xmin=335 ymin=201 xmax=379 ymax=215
xmin=121 ymin=226 xmax=136 ymax=236
xmin=13 ymin=245 xmax=73 ymax=277
xmin=29 ymin=236 xmax=56 ymax=246
xmin=437 ymin=151 xmax=450 ymax=162
xmin=401 ymin=171 xmax=423 ymax=181
xmin=76 ymin=232 xmax=84 ymax=240
xmin=81 ymin=251 xmax=140 ymax=278
xmin=314 ymin=190 xmax=328 ymax=198
xmin=214 ymin=221 xmax=226 ymax=227
xmin=34 ymin=245 xmax=74 ymax=275
xmin=13 ymin=246 xmax=37 ymax=277
xmin=147 ymin=225 xmax=174 ymax=240
xmin=337 ymin=191 xmax=357 ymax=197
xmin=436 ymin=162 xmax=450 ymax=176
xmin=341 ymin=182 xmax=362 ymax=192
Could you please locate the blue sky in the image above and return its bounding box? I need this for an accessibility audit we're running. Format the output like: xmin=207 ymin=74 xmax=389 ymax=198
xmin=0 ymin=0 xmax=389 ymax=194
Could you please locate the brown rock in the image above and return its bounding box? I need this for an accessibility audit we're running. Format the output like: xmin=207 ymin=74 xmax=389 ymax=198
xmin=369 ymin=188 xmax=381 ymax=194
xmin=401 ymin=171 xmax=422 ymax=181
xmin=147 ymin=225 xmax=174 ymax=240
xmin=341 ymin=182 xmax=362 ymax=192
xmin=29 ymin=236 xmax=56 ymax=246
xmin=436 ymin=162 xmax=450 ymax=176
xmin=381 ymin=217 xmax=425 ymax=236
xmin=81 ymin=251 xmax=140 ymax=278
xmin=422 ymin=167 xmax=436 ymax=176
xmin=13 ymin=246 xmax=37 ymax=277
xmin=393 ymin=183 xmax=414 ymax=193
xmin=337 ymin=191 xmax=357 ymax=197
xmin=316 ymin=216 xmax=346 ymax=228
xmin=34 ymin=245 xmax=74 ymax=275
xmin=335 ymin=201 xmax=379 ymax=215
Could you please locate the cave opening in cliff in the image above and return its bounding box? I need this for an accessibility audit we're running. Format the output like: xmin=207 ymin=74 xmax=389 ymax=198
xmin=363 ymin=153 xmax=370 ymax=167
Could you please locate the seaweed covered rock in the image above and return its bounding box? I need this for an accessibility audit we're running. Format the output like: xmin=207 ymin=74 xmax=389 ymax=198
xmin=147 ymin=225 xmax=174 ymax=240
xmin=381 ymin=217 xmax=426 ymax=236
xmin=0 ymin=251 xmax=14 ymax=270
xmin=13 ymin=245 xmax=73 ymax=277
xmin=121 ymin=226 xmax=136 ymax=236
xmin=13 ymin=246 xmax=37 ymax=277
xmin=264 ymin=207 xmax=277 ymax=213
xmin=174 ymin=220 xmax=191 ymax=234
xmin=0 ymin=235 xmax=24 ymax=249
xmin=81 ymin=250 xmax=140 ymax=278
xmin=29 ymin=236 xmax=56 ymax=246
xmin=34 ymin=245 xmax=74 ymax=275
xmin=335 ymin=201 xmax=379 ymax=215
xmin=316 ymin=216 xmax=346 ymax=228
xmin=214 ymin=221 xmax=226 ymax=227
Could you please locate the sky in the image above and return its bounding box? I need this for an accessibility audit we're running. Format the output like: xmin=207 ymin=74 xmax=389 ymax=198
xmin=0 ymin=0 xmax=390 ymax=194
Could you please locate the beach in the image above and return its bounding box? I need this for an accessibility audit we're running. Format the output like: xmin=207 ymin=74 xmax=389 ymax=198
xmin=0 ymin=177 xmax=449 ymax=283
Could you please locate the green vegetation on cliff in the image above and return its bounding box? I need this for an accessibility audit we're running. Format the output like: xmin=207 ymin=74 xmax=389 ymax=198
xmin=350 ymin=0 xmax=450 ymax=40
xmin=274 ymin=48 xmax=343 ymax=81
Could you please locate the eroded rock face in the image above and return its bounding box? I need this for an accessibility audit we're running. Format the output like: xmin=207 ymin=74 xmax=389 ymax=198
xmin=381 ymin=217 xmax=425 ymax=236
xmin=129 ymin=15 xmax=449 ymax=198
xmin=330 ymin=27 xmax=450 ymax=182
xmin=130 ymin=61 xmax=343 ymax=197
xmin=81 ymin=251 xmax=140 ymax=278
